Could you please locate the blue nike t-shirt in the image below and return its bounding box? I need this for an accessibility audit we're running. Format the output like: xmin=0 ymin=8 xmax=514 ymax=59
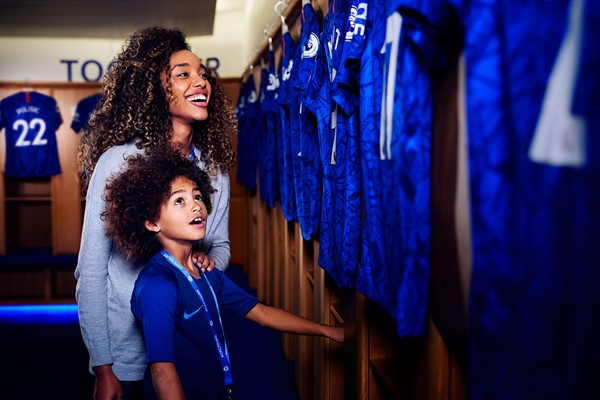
xmin=132 ymin=253 xmax=258 ymax=400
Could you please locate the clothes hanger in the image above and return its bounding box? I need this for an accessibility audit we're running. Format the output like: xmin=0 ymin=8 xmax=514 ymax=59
xmin=260 ymin=56 xmax=267 ymax=70
xmin=23 ymin=78 xmax=33 ymax=102
xmin=274 ymin=1 xmax=289 ymax=35
xmin=23 ymin=78 xmax=33 ymax=92
xmin=242 ymin=62 xmax=254 ymax=82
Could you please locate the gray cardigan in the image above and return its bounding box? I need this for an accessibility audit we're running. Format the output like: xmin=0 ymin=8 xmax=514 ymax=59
xmin=74 ymin=142 xmax=231 ymax=380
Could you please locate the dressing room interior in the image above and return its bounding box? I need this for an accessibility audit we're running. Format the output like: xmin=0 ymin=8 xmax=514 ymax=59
xmin=0 ymin=0 xmax=598 ymax=399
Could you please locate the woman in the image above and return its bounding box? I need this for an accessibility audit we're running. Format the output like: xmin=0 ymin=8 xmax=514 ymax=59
xmin=75 ymin=26 xmax=236 ymax=400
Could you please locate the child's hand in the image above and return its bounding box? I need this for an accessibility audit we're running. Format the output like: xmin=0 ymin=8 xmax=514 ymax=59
xmin=192 ymin=251 xmax=215 ymax=272
xmin=329 ymin=324 xmax=344 ymax=343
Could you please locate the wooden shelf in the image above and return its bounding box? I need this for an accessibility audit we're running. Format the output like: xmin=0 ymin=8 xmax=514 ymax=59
xmin=330 ymin=302 xmax=343 ymax=324
xmin=306 ymin=269 xmax=314 ymax=287
xmin=370 ymin=357 xmax=404 ymax=399
xmin=5 ymin=196 xmax=52 ymax=202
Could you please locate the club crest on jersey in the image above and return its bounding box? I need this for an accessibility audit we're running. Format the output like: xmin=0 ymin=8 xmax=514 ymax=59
xmin=301 ymin=33 xmax=320 ymax=59
xmin=247 ymin=90 xmax=257 ymax=103
xmin=282 ymin=60 xmax=294 ymax=82
xmin=267 ymin=73 xmax=280 ymax=91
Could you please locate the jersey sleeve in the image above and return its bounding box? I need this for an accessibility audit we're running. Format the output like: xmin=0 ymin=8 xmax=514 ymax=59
xmin=131 ymin=271 xmax=179 ymax=363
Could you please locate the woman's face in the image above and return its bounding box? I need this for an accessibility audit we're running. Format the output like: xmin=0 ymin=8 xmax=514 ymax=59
xmin=163 ymin=49 xmax=211 ymax=126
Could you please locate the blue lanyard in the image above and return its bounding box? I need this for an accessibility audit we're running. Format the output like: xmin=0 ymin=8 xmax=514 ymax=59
xmin=160 ymin=250 xmax=233 ymax=387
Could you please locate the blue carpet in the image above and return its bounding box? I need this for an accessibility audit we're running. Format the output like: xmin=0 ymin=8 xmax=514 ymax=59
xmin=0 ymin=265 xmax=298 ymax=399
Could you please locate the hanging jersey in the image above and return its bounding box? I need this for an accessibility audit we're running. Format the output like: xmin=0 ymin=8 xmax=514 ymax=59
xmin=277 ymin=31 xmax=300 ymax=221
xmin=235 ymin=76 xmax=259 ymax=191
xmin=399 ymin=0 xmax=600 ymax=397
xmin=270 ymin=45 xmax=288 ymax=217
xmin=385 ymin=0 xmax=466 ymax=358
xmin=71 ymin=93 xmax=101 ymax=133
xmin=258 ymin=60 xmax=280 ymax=209
xmin=315 ymin=0 xmax=362 ymax=288
xmin=0 ymin=91 xmax=63 ymax=178
xmin=293 ymin=2 xmax=322 ymax=240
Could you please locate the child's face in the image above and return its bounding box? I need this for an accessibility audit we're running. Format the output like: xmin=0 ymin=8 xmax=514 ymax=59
xmin=162 ymin=49 xmax=211 ymax=126
xmin=146 ymin=176 xmax=208 ymax=246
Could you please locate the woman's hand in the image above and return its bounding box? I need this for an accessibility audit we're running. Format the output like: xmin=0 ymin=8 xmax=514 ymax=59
xmin=192 ymin=250 xmax=215 ymax=272
xmin=93 ymin=365 xmax=123 ymax=400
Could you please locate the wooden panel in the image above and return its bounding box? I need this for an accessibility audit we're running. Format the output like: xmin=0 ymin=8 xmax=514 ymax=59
xmin=51 ymin=87 xmax=97 ymax=254
xmin=321 ymin=272 xmax=345 ymax=400
xmin=270 ymin=208 xmax=282 ymax=308
xmin=6 ymin=202 xmax=51 ymax=250
xmin=0 ymin=270 xmax=47 ymax=300
xmin=52 ymin=268 xmax=77 ymax=300
xmin=263 ymin=204 xmax=272 ymax=304
xmin=219 ymin=78 xmax=241 ymax=112
xmin=282 ymin=219 xmax=295 ymax=359
xmin=297 ymin=238 xmax=314 ymax=400
xmin=214 ymin=78 xmax=249 ymax=273
xmin=229 ymin=196 xmax=246 ymax=266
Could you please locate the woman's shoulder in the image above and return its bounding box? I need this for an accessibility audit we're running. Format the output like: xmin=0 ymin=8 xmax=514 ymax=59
xmin=98 ymin=142 xmax=144 ymax=165
xmin=93 ymin=142 xmax=145 ymax=179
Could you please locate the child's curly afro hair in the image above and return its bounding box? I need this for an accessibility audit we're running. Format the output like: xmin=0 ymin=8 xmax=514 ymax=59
xmin=102 ymin=146 xmax=215 ymax=261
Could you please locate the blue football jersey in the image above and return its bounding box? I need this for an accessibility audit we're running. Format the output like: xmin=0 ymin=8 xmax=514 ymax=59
xmin=293 ymin=2 xmax=323 ymax=240
xmin=353 ymin=0 xmax=435 ymax=338
xmin=71 ymin=93 xmax=101 ymax=133
xmin=235 ymin=76 xmax=259 ymax=190
xmin=399 ymin=0 xmax=600 ymax=397
xmin=258 ymin=57 xmax=280 ymax=209
xmin=277 ymin=31 xmax=301 ymax=221
xmin=0 ymin=91 xmax=63 ymax=178
xmin=276 ymin=33 xmax=296 ymax=220
xmin=316 ymin=0 xmax=362 ymax=288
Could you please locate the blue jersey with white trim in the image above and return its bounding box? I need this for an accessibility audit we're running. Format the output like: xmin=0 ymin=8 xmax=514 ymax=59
xmin=293 ymin=2 xmax=322 ymax=240
xmin=258 ymin=60 xmax=279 ymax=209
xmin=315 ymin=0 xmax=362 ymax=288
xmin=399 ymin=0 xmax=600 ymax=397
xmin=235 ymin=76 xmax=259 ymax=190
xmin=277 ymin=31 xmax=299 ymax=221
xmin=0 ymin=91 xmax=63 ymax=178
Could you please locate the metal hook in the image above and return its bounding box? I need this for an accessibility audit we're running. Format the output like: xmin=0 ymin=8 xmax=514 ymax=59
xmin=274 ymin=1 xmax=285 ymax=16
xmin=274 ymin=1 xmax=289 ymax=34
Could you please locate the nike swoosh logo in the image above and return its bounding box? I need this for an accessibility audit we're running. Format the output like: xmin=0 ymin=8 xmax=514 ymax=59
xmin=183 ymin=307 xmax=202 ymax=319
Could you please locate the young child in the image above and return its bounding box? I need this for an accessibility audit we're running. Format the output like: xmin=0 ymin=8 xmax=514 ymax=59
xmin=102 ymin=148 xmax=343 ymax=399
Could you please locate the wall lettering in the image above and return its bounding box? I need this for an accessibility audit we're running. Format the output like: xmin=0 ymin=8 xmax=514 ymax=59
xmin=61 ymin=58 xmax=221 ymax=82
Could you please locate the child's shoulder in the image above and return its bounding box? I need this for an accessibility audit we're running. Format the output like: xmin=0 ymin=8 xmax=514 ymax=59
xmin=137 ymin=255 xmax=178 ymax=285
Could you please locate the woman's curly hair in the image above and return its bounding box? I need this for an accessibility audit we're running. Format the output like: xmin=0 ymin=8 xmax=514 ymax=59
xmin=78 ymin=26 xmax=237 ymax=193
xmin=102 ymin=147 xmax=215 ymax=261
